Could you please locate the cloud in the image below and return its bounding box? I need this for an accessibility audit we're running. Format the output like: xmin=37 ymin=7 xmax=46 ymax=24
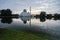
xmin=0 ymin=0 xmax=60 ymax=14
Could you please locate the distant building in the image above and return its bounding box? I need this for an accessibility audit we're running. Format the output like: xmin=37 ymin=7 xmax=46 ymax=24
xmin=20 ymin=9 xmax=31 ymax=17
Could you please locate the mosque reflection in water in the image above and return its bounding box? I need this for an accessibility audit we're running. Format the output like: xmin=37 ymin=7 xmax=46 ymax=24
xmin=0 ymin=9 xmax=60 ymax=24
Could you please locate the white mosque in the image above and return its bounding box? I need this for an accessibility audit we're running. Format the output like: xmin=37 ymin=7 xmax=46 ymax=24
xmin=20 ymin=9 xmax=31 ymax=17
xmin=20 ymin=9 xmax=31 ymax=23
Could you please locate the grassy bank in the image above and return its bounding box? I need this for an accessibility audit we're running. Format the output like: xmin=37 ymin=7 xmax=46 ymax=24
xmin=0 ymin=28 xmax=55 ymax=40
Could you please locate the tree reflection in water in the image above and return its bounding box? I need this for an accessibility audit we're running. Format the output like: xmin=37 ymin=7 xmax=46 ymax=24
xmin=0 ymin=9 xmax=18 ymax=24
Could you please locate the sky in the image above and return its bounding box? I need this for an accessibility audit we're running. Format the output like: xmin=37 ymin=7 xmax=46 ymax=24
xmin=0 ymin=0 xmax=60 ymax=14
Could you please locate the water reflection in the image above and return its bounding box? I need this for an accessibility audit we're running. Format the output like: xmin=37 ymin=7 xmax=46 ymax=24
xmin=20 ymin=17 xmax=31 ymax=24
xmin=0 ymin=9 xmax=60 ymax=24
xmin=20 ymin=9 xmax=31 ymax=24
xmin=1 ymin=17 xmax=12 ymax=24
xmin=0 ymin=15 xmax=60 ymax=24
xmin=0 ymin=14 xmax=60 ymax=24
xmin=0 ymin=9 xmax=60 ymax=40
xmin=0 ymin=9 xmax=19 ymax=24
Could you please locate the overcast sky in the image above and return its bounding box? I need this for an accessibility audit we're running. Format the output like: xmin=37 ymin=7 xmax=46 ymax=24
xmin=0 ymin=0 xmax=60 ymax=14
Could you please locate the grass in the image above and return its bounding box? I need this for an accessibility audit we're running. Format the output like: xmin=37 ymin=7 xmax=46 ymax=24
xmin=0 ymin=28 xmax=56 ymax=40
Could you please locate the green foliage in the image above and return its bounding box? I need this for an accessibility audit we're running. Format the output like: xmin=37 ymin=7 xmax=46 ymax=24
xmin=0 ymin=28 xmax=55 ymax=40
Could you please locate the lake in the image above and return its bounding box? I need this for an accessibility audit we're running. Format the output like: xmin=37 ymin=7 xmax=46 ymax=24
xmin=0 ymin=17 xmax=60 ymax=40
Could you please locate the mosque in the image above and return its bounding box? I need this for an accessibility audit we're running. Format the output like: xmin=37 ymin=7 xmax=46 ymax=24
xmin=20 ymin=9 xmax=31 ymax=17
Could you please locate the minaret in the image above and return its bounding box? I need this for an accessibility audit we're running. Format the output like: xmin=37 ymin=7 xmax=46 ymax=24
xmin=30 ymin=6 xmax=31 ymax=28
xmin=30 ymin=6 xmax=31 ymax=15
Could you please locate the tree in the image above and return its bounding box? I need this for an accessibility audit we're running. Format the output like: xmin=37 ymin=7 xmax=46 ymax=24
xmin=0 ymin=9 xmax=12 ymax=16
xmin=40 ymin=11 xmax=46 ymax=19
xmin=6 ymin=9 xmax=12 ymax=16
xmin=0 ymin=9 xmax=6 ymax=16
xmin=46 ymin=14 xmax=52 ymax=19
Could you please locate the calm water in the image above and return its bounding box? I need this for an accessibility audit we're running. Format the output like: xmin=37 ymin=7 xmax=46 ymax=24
xmin=0 ymin=17 xmax=60 ymax=39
